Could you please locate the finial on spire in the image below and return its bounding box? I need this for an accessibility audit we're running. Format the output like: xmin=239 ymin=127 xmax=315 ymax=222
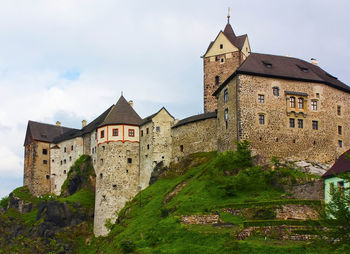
xmin=227 ymin=7 xmax=231 ymax=24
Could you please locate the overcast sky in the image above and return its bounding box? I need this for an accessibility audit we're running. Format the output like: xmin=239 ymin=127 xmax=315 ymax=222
xmin=0 ymin=0 xmax=349 ymax=198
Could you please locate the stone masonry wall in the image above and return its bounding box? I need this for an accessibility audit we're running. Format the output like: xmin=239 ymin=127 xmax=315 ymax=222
xmin=203 ymin=51 xmax=242 ymax=112
xmin=94 ymin=141 xmax=140 ymax=236
xmin=24 ymin=141 xmax=51 ymax=196
xmin=140 ymin=109 xmax=174 ymax=189
xmin=217 ymin=74 xmax=350 ymax=164
xmin=171 ymin=118 xmax=217 ymax=162
xmin=50 ymin=137 xmax=84 ymax=195
xmin=216 ymin=77 xmax=238 ymax=152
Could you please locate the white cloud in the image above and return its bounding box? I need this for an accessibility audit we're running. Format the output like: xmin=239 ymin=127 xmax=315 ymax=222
xmin=0 ymin=0 xmax=349 ymax=197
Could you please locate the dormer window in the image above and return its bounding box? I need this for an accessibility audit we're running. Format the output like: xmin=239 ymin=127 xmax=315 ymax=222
xmin=297 ymin=65 xmax=309 ymax=73
xmin=220 ymin=44 xmax=223 ymax=49
xmin=262 ymin=61 xmax=272 ymax=68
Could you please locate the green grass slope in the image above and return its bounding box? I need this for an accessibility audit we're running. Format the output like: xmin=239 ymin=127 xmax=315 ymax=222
xmin=84 ymin=145 xmax=330 ymax=254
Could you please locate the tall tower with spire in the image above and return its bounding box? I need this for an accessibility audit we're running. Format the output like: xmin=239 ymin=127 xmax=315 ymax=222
xmin=202 ymin=11 xmax=251 ymax=112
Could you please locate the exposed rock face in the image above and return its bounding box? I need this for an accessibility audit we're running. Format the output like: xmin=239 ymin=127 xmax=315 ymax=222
xmin=7 ymin=193 xmax=33 ymax=213
xmin=294 ymin=161 xmax=329 ymax=176
xmin=36 ymin=200 xmax=87 ymax=237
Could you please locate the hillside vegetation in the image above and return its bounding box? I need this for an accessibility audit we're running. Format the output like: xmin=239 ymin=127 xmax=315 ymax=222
xmin=0 ymin=145 xmax=346 ymax=253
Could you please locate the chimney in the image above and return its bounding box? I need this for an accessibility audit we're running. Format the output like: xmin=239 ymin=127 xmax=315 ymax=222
xmin=129 ymin=100 xmax=134 ymax=107
xmin=82 ymin=120 xmax=87 ymax=128
xmin=56 ymin=121 xmax=61 ymax=126
xmin=310 ymin=58 xmax=318 ymax=66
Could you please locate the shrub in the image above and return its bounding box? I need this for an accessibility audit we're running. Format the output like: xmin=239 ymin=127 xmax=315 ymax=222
xmin=253 ymin=208 xmax=276 ymax=220
xmin=120 ymin=240 xmax=136 ymax=253
xmin=0 ymin=196 xmax=9 ymax=209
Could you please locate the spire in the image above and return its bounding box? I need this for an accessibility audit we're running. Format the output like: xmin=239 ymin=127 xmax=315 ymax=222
xmin=227 ymin=7 xmax=231 ymax=24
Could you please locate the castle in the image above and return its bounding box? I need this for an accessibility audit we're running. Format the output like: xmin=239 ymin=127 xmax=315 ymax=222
xmin=23 ymin=17 xmax=350 ymax=236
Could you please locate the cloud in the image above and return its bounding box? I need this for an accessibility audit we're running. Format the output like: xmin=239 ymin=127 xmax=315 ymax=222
xmin=0 ymin=1 xmax=349 ymax=198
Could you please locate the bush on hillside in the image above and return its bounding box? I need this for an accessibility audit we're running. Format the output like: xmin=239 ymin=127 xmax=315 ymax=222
xmin=0 ymin=196 xmax=9 ymax=209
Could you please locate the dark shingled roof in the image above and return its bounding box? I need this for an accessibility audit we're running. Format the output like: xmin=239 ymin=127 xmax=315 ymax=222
xmin=203 ymin=23 xmax=247 ymax=56
xmin=323 ymin=150 xmax=350 ymax=178
xmin=99 ymin=96 xmax=142 ymax=127
xmin=172 ymin=112 xmax=217 ymax=129
xmin=25 ymin=96 xmax=142 ymax=144
xmin=140 ymin=107 xmax=174 ymax=126
xmin=213 ymin=52 xmax=350 ymax=96
xmin=24 ymin=121 xmax=78 ymax=146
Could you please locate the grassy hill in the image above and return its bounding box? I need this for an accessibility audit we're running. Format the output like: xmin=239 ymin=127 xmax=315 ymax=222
xmin=0 ymin=145 xmax=346 ymax=253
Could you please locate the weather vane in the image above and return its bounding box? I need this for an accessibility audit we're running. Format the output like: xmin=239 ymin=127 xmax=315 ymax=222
xmin=227 ymin=7 xmax=231 ymax=23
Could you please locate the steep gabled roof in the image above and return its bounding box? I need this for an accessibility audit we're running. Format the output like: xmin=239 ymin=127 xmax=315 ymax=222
xmin=172 ymin=112 xmax=217 ymax=129
xmin=24 ymin=121 xmax=78 ymax=146
xmin=213 ymin=52 xmax=350 ymax=96
xmin=98 ymin=96 xmax=142 ymax=127
xmin=141 ymin=107 xmax=175 ymax=126
xmin=323 ymin=150 xmax=350 ymax=178
xmin=204 ymin=23 xmax=247 ymax=56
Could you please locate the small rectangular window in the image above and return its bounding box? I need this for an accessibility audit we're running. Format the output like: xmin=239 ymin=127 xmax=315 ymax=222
xmin=220 ymin=44 xmax=223 ymax=49
xmin=312 ymin=120 xmax=318 ymax=130
xmin=129 ymin=129 xmax=135 ymax=137
xmin=100 ymin=158 xmax=104 ymax=165
xmin=146 ymin=128 xmax=149 ymax=134
xmin=147 ymin=144 xmax=150 ymax=150
xmin=338 ymin=126 xmax=342 ymax=135
xmin=311 ymin=100 xmax=317 ymax=111
xmin=337 ymin=105 xmax=342 ymax=116
xmin=258 ymin=94 xmax=264 ymax=103
xmin=42 ymin=149 xmax=48 ymax=155
xmin=64 ymin=170 xmax=67 ymax=174
xmin=224 ymin=89 xmax=228 ymax=103
xmin=338 ymin=140 xmax=343 ymax=148
xmin=141 ymin=130 xmax=144 ymax=137
xmin=71 ymin=145 xmax=74 ymax=151
xmin=298 ymin=119 xmax=303 ymax=128
xmin=43 ymin=160 xmax=47 ymax=164
xmin=113 ymin=128 xmax=118 ymax=136
xmin=100 ymin=130 xmax=105 ymax=138
xmin=156 ymin=126 xmax=160 ymax=132
xmin=224 ymin=108 xmax=229 ymax=129
xmin=272 ymin=87 xmax=279 ymax=96
xmin=215 ymin=76 xmax=220 ymax=86
xmin=258 ymin=114 xmax=265 ymax=125
xmin=64 ymin=159 xmax=66 ymax=164
xmin=289 ymin=118 xmax=295 ymax=128
xmin=298 ymin=98 xmax=304 ymax=109
xmin=290 ymin=97 xmax=296 ymax=108
xmin=127 ymin=158 xmax=132 ymax=163
xmin=64 ymin=147 xmax=67 ymax=153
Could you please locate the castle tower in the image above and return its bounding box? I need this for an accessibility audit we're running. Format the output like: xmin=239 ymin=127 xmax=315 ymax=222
xmin=93 ymin=96 xmax=142 ymax=236
xmin=203 ymin=14 xmax=251 ymax=112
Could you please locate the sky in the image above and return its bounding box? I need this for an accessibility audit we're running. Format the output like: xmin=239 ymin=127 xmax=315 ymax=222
xmin=0 ymin=0 xmax=350 ymax=198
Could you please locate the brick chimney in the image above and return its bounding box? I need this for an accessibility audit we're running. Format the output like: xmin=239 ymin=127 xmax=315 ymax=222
xmin=129 ymin=100 xmax=134 ymax=107
xmin=310 ymin=58 xmax=318 ymax=66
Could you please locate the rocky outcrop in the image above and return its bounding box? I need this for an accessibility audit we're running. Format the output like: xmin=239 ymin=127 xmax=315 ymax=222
xmin=7 ymin=192 xmax=33 ymax=213
xmin=36 ymin=200 xmax=89 ymax=237
xmin=180 ymin=215 xmax=221 ymax=225
xmin=293 ymin=161 xmax=329 ymax=176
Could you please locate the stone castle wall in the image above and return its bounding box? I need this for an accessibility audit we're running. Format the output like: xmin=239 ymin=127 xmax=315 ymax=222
xmin=140 ymin=110 xmax=174 ymax=189
xmin=94 ymin=141 xmax=140 ymax=236
xmin=50 ymin=137 xmax=84 ymax=195
xmin=24 ymin=141 xmax=51 ymax=196
xmin=203 ymin=51 xmax=242 ymax=112
xmin=217 ymin=74 xmax=350 ymax=163
xmin=171 ymin=118 xmax=217 ymax=162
